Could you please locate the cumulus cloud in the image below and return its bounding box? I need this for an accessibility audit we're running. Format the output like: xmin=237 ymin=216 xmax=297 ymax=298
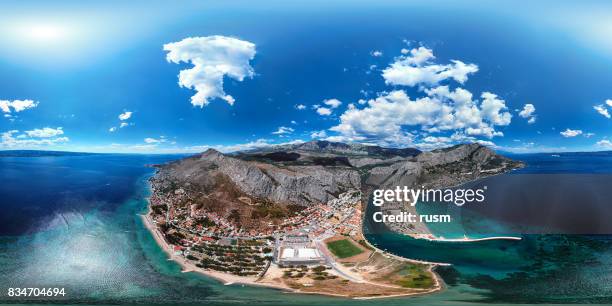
xmin=560 ymin=128 xmax=582 ymax=137
xmin=272 ymin=126 xmax=294 ymax=135
xmin=164 ymin=35 xmax=256 ymax=107
xmin=594 ymin=104 xmax=611 ymax=119
xmin=597 ymin=139 xmax=612 ymax=148
xmin=313 ymin=99 xmax=342 ymax=116
xmin=110 ymin=111 xmax=133 ymax=132
xmin=1 ymin=129 xmax=69 ymax=148
xmin=480 ymin=92 xmax=512 ymax=126
xmin=315 ymin=107 xmax=332 ymax=116
xmin=323 ymin=98 xmax=342 ymax=109
xmin=118 ymin=111 xmax=132 ymax=121
xmin=310 ymin=130 xmax=327 ymax=139
xmin=371 ymin=50 xmax=383 ymax=57
xmin=328 ymin=86 xmax=512 ymax=146
xmin=0 ymin=99 xmax=38 ymax=113
xmin=295 ymin=104 xmax=306 ymax=110
xmin=518 ymin=103 xmax=537 ymax=123
xmin=518 ymin=104 xmax=535 ymax=118
xmin=382 ymin=46 xmax=478 ymax=87
xmin=25 ymin=127 xmax=64 ymax=138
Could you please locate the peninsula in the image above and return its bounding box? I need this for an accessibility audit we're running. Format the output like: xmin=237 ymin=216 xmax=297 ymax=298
xmin=143 ymin=141 xmax=523 ymax=298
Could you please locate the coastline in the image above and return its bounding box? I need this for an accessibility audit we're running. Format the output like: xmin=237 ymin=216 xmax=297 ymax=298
xmin=141 ymin=194 xmax=445 ymax=299
xmin=140 ymin=211 xmax=295 ymax=292
xmin=410 ymin=234 xmax=521 ymax=242
xmin=141 ymin=209 xmax=445 ymax=299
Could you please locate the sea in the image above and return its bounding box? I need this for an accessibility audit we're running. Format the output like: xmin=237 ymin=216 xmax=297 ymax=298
xmin=1 ymin=152 xmax=611 ymax=305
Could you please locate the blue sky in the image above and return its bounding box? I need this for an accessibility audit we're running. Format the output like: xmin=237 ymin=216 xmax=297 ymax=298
xmin=1 ymin=0 xmax=612 ymax=153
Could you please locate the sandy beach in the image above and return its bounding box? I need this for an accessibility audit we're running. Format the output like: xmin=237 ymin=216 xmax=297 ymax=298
xmin=410 ymin=233 xmax=522 ymax=242
xmin=140 ymin=211 xmax=294 ymax=291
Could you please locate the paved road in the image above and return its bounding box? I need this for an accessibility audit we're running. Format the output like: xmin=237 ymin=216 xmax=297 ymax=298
xmin=314 ymin=240 xmax=364 ymax=283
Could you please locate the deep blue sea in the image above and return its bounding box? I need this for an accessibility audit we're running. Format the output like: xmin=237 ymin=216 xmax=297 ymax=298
xmin=1 ymin=152 xmax=611 ymax=305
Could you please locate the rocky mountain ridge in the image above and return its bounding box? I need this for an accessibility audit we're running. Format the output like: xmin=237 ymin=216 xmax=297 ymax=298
xmin=156 ymin=141 xmax=523 ymax=210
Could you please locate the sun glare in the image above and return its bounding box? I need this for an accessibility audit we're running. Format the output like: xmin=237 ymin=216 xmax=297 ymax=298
xmin=23 ymin=23 xmax=69 ymax=43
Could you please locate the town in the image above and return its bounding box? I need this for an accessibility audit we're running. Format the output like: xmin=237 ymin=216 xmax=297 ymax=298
xmin=146 ymin=173 xmax=368 ymax=280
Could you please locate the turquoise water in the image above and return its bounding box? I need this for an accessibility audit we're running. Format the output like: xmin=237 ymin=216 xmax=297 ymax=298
xmin=1 ymin=154 xmax=612 ymax=305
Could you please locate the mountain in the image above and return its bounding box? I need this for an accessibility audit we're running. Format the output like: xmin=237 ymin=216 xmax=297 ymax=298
xmin=151 ymin=141 xmax=523 ymax=231
xmin=367 ymin=143 xmax=521 ymax=188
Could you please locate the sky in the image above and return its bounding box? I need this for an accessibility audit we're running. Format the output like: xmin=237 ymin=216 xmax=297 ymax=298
xmin=1 ymin=0 xmax=612 ymax=153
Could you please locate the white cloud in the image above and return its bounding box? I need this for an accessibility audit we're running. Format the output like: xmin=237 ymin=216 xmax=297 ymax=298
xmin=1 ymin=129 xmax=69 ymax=148
xmin=560 ymin=128 xmax=582 ymax=137
xmin=290 ymin=120 xmax=297 ymax=125
xmin=316 ymin=107 xmax=332 ymax=116
xmin=607 ymin=99 xmax=612 ymax=107
xmin=310 ymin=130 xmax=327 ymax=139
xmin=329 ymin=86 xmax=512 ymax=146
xmin=295 ymin=104 xmax=306 ymax=110
xmin=371 ymin=50 xmax=383 ymax=57
xmin=324 ymin=98 xmax=342 ymax=109
xmin=144 ymin=136 xmax=167 ymax=144
xmin=164 ymin=35 xmax=256 ymax=107
xmin=382 ymin=46 xmax=478 ymax=87
xmin=313 ymin=99 xmax=343 ymax=116
xmin=518 ymin=104 xmax=536 ymax=118
xmin=584 ymin=132 xmax=595 ymax=138
xmin=272 ymin=126 xmax=294 ymax=135
xmin=120 ymin=122 xmax=129 ymax=128
xmin=594 ymin=104 xmax=611 ymax=118
xmin=410 ymin=132 xmax=496 ymax=151
xmin=25 ymin=127 xmax=64 ymax=138
xmin=109 ymin=127 xmax=117 ymax=132
xmin=480 ymin=92 xmax=512 ymax=126
xmin=0 ymin=99 xmax=38 ymax=113
xmin=518 ymin=103 xmax=537 ymax=123
xmin=118 ymin=111 xmax=132 ymax=121
xmin=596 ymin=139 xmax=612 ymax=148
xmin=0 ymin=100 xmax=38 ymax=113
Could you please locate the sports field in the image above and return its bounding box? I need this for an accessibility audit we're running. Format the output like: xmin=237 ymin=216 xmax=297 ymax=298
xmin=326 ymin=239 xmax=364 ymax=258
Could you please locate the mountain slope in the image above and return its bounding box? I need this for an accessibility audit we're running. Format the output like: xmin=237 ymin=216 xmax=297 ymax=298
xmin=152 ymin=141 xmax=523 ymax=231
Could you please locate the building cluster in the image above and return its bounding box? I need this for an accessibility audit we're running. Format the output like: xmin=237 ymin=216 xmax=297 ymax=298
xmin=277 ymin=235 xmax=325 ymax=266
xmin=150 ymin=174 xmax=364 ymax=276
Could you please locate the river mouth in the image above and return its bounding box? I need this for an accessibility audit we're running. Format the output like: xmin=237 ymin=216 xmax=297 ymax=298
xmin=361 ymin=152 xmax=612 ymax=303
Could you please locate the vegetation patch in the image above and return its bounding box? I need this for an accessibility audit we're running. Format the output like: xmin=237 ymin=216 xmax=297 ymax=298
xmin=392 ymin=264 xmax=434 ymax=289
